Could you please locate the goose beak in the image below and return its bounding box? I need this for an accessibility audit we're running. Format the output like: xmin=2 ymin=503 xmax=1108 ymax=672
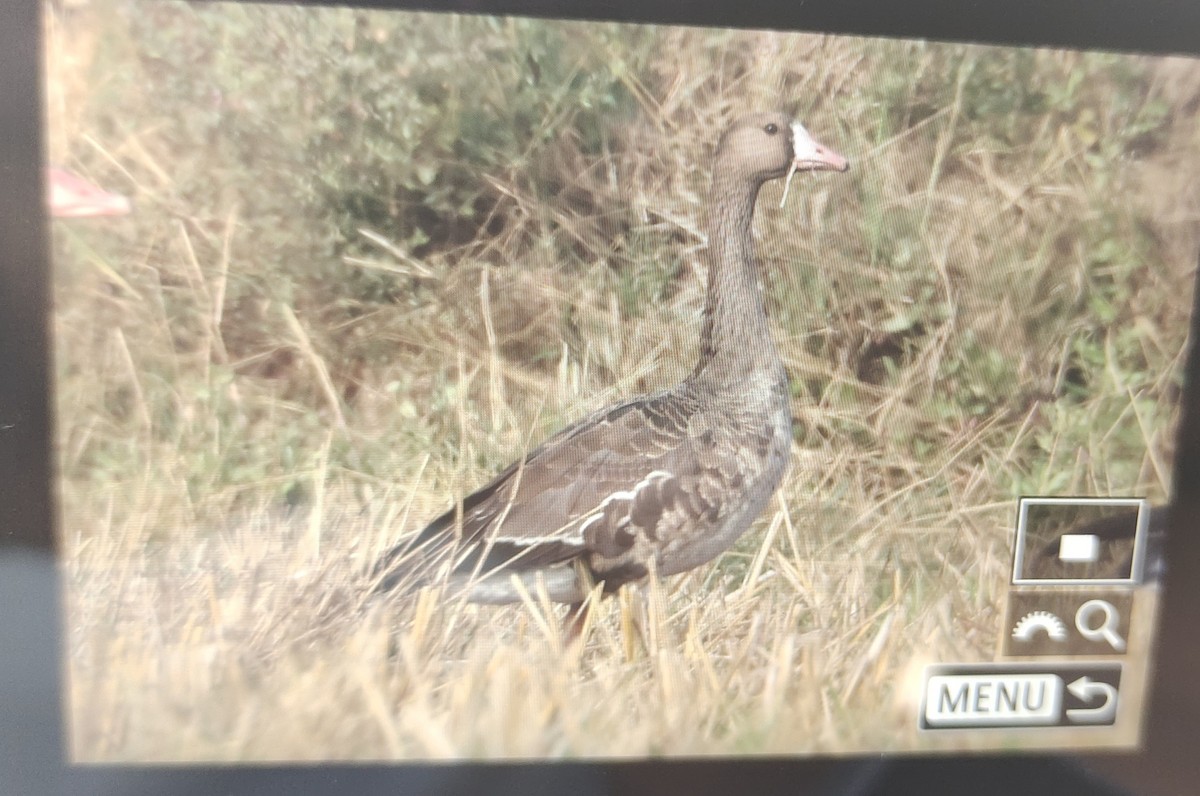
xmin=790 ymin=122 xmax=850 ymax=173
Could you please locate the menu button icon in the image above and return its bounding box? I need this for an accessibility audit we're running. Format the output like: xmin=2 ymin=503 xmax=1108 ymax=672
xmin=920 ymin=663 xmax=1121 ymax=730
xmin=925 ymin=673 xmax=1060 ymax=728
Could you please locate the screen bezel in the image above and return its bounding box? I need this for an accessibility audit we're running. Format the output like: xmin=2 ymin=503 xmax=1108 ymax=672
xmin=2 ymin=0 xmax=1199 ymax=792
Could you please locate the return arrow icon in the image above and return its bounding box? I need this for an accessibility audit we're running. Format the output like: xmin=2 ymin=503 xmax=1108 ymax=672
xmin=1065 ymin=676 xmax=1118 ymax=724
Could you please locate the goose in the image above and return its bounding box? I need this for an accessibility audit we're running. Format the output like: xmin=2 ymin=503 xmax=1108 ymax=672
xmin=374 ymin=112 xmax=849 ymax=617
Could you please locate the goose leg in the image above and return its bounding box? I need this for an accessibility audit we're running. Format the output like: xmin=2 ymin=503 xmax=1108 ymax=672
xmin=563 ymin=601 xmax=590 ymax=644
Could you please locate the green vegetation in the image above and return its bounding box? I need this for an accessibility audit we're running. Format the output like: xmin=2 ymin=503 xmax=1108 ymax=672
xmin=51 ymin=0 xmax=1195 ymax=761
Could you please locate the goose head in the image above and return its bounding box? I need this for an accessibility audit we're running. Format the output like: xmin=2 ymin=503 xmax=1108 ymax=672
xmin=716 ymin=112 xmax=849 ymax=190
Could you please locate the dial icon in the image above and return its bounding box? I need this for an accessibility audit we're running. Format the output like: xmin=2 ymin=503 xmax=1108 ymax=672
xmin=1012 ymin=610 xmax=1068 ymax=642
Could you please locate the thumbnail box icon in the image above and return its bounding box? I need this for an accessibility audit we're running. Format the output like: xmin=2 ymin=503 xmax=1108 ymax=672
xmin=1011 ymin=498 xmax=1148 ymax=585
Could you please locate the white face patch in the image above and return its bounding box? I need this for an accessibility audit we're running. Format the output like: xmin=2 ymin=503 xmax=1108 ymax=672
xmin=790 ymin=122 xmax=819 ymax=161
xmin=780 ymin=122 xmax=817 ymax=208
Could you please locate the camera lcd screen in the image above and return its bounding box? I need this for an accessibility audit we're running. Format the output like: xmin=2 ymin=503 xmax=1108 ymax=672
xmin=48 ymin=0 xmax=1197 ymax=761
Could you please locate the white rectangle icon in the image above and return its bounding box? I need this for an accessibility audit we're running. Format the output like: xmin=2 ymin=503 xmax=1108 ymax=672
xmin=924 ymin=674 xmax=1063 ymax=727
xmin=1059 ymin=533 xmax=1101 ymax=563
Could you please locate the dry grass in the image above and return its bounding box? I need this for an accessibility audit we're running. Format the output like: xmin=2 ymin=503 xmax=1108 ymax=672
xmin=50 ymin=1 xmax=1198 ymax=761
xmin=64 ymin=489 xmax=1001 ymax=760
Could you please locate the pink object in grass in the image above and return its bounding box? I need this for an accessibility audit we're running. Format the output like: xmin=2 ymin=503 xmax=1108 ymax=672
xmin=47 ymin=167 xmax=131 ymax=218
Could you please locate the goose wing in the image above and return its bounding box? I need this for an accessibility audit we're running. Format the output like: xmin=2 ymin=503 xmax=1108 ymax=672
xmin=379 ymin=386 xmax=740 ymax=589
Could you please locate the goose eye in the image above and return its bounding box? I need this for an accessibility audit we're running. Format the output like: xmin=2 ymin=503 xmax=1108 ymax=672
xmin=764 ymin=123 xmax=779 ymax=135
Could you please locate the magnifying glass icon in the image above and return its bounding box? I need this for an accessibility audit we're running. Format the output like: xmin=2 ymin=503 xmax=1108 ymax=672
xmin=1076 ymin=599 xmax=1126 ymax=652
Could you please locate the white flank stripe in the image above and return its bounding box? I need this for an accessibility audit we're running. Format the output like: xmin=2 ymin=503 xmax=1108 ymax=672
xmin=591 ymin=470 xmax=672 ymax=512
xmin=491 ymin=470 xmax=674 ymax=548
xmin=496 ymin=535 xmax=586 ymax=548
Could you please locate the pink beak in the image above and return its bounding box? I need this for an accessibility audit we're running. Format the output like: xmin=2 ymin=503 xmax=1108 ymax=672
xmin=791 ymin=122 xmax=850 ymax=173
xmin=807 ymin=140 xmax=850 ymax=173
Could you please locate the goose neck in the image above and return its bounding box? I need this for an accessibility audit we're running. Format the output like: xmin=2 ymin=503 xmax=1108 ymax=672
xmin=689 ymin=175 xmax=784 ymax=389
